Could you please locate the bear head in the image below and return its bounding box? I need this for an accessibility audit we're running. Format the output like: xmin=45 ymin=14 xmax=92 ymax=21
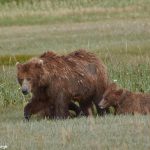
xmin=16 ymin=58 xmax=45 ymax=95
xmin=99 ymin=83 xmax=123 ymax=108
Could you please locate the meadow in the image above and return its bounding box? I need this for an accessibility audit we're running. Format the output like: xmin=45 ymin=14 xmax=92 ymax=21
xmin=0 ymin=0 xmax=150 ymax=149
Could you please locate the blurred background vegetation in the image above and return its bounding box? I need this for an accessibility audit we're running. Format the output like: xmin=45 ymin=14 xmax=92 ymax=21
xmin=0 ymin=0 xmax=149 ymax=26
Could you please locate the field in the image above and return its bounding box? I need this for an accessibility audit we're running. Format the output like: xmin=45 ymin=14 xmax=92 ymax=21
xmin=0 ymin=0 xmax=150 ymax=149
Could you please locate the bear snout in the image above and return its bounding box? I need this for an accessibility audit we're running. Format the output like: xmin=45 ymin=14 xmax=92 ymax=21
xmin=22 ymin=88 xmax=29 ymax=95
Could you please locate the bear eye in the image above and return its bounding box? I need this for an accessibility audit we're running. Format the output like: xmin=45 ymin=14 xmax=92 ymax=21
xmin=18 ymin=78 xmax=23 ymax=84
xmin=105 ymin=97 xmax=108 ymax=101
xmin=27 ymin=77 xmax=32 ymax=81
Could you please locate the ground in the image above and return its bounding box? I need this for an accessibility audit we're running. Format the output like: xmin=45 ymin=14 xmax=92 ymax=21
xmin=0 ymin=0 xmax=150 ymax=149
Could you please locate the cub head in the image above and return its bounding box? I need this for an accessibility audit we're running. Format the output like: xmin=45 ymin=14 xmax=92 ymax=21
xmin=16 ymin=58 xmax=44 ymax=95
xmin=99 ymin=83 xmax=123 ymax=108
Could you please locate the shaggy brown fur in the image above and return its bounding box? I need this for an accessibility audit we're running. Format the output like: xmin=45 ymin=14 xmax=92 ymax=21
xmin=99 ymin=83 xmax=150 ymax=115
xmin=17 ymin=49 xmax=109 ymax=120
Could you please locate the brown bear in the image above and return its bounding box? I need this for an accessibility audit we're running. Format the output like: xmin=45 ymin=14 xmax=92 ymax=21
xmin=99 ymin=83 xmax=150 ymax=115
xmin=17 ymin=49 xmax=109 ymax=120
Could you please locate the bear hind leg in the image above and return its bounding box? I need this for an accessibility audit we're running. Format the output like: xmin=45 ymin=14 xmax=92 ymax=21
xmin=80 ymin=101 xmax=93 ymax=117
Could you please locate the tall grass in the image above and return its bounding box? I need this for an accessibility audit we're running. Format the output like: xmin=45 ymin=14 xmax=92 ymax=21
xmin=0 ymin=55 xmax=33 ymax=65
xmin=0 ymin=66 xmax=24 ymax=107
xmin=0 ymin=0 xmax=149 ymax=26
xmin=0 ymin=115 xmax=150 ymax=150
xmin=0 ymin=19 xmax=149 ymax=56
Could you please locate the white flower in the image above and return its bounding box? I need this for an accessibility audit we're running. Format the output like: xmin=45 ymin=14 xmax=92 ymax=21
xmin=0 ymin=145 xmax=8 ymax=149
xmin=113 ymin=79 xmax=117 ymax=82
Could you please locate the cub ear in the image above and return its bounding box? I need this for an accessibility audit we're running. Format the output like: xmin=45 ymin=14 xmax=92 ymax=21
xmin=109 ymin=83 xmax=118 ymax=90
xmin=16 ymin=62 xmax=22 ymax=70
xmin=114 ymin=89 xmax=123 ymax=96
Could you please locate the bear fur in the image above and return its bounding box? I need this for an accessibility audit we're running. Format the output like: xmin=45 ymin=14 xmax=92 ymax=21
xmin=17 ymin=49 xmax=109 ymax=120
xmin=99 ymin=83 xmax=150 ymax=115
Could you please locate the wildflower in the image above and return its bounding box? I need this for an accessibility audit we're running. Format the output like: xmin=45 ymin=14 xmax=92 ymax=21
xmin=0 ymin=145 xmax=8 ymax=150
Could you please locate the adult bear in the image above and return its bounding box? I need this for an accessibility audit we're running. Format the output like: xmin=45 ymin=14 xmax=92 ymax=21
xmin=17 ymin=49 xmax=109 ymax=120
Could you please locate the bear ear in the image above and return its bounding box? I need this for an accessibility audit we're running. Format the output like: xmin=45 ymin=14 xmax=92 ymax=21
xmin=109 ymin=83 xmax=118 ymax=90
xmin=39 ymin=59 xmax=43 ymax=65
xmin=35 ymin=59 xmax=44 ymax=68
xmin=114 ymin=89 xmax=123 ymax=96
xmin=16 ymin=62 xmax=22 ymax=70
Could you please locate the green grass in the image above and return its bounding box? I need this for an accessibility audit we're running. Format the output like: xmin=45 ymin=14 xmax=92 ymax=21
xmin=0 ymin=0 xmax=149 ymax=26
xmin=0 ymin=0 xmax=149 ymax=59
xmin=1 ymin=108 xmax=150 ymax=150
xmin=0 ymin=0 xmax=150 ymax=149
xmin=0 ymin=19 xmax=150 ymax=57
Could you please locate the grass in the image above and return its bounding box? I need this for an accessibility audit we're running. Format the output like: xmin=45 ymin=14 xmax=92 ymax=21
xmin=0 ymin=0 xmax=150 ymax=149
xmin=0 ymin=0 xmax=149 ymax=26
xmin=1 ymin=108 xmax=150 ymax=150
xmin=0 ymin=19 xmax=150 ymax=57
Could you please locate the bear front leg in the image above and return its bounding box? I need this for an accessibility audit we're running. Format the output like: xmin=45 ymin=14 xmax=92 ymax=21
xmin=24 ymin=102 xmax=32 ymax=121
xmin=54 ymin=93 xmax=69 ymax=119
xmin=24 ymin=100 xmax=48 ymax=121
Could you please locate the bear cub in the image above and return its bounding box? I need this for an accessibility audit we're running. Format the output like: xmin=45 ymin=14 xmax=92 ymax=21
xmin=99 ymin=83 xmax=150 ymax=115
